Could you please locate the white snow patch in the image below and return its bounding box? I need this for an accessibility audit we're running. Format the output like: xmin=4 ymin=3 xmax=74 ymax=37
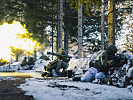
xmin=20 ymin=78 xmax=133 ymax=100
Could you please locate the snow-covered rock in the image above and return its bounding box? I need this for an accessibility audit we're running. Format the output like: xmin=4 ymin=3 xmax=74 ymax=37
xmin=32 ymin=59 xmax=51 ymax=71
xmin=120 ymin=50 xmax=133 ymax=60
xmin=10 ymin=62 xmax=21 ymax=71
xmin=0 ymin=62 xmax=21 ymax=72
xmin=67 ymin=58 xmax=89 ymax=75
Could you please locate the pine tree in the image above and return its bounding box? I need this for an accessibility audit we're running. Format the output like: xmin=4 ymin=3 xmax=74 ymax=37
xmin=101 ymin=0 xmax=105 ymax=50
xmin=108 ymin=0 xmax=116 ymax=46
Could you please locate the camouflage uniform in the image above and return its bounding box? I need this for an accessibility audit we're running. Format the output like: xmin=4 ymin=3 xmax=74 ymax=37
xmin=28 ymin=57 xmax=35 ymax=66
xmin=21 ymin=57 xmax=28 ymax=67
xmin=45 ymin=48 xmax=70 ymax=77
xmin=81 ymin=45 xmax=118 ymax=82
xmin=93 ymin=45 xmax=118 ymax=75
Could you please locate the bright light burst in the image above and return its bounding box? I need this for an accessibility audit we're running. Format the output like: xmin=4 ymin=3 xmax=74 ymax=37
xmin=0 ymin=21 xmax=37 ymax=61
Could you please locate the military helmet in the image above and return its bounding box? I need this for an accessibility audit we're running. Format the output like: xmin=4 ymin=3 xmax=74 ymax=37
xmin=106 ymin=45 xmax=118 ymax=55
xmin=58 ymin=48 xmax=64 ymax=54
xmin=59 ymin=48 xmax=64 ymax=51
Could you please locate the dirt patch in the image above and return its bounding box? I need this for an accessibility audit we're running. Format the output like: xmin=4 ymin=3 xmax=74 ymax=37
xmin=47 ymin=82 xmax=80 ymax=90
xmin=0 ymin=78 xmax=34 ymax=100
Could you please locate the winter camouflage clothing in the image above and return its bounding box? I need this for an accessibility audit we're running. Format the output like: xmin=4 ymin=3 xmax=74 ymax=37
xmin=27 ymin=57 xmax=35 ymax=66
xmin=44 ymin=48 xmax=71 ymax=77
xmin=81 ymin=45 xmax=118 ymax=82
xmin=81 ymin=67 xmax=106 ymax=82
xmin=90 ymin=45 xmax=118 ymax=75
xmin=107 ymin=51 xmax=133 ymax=87
xmin=21 ymin=57 xmax=28 ymax=67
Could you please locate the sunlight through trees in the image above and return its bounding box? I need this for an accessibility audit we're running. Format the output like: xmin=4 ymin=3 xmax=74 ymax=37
xmin=0 ymin=21 xmax=40 ymax=61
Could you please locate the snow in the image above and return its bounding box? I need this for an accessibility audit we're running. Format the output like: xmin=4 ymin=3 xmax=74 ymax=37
xmin=0 ymin=62 xmax=21 ymax=72
xmin=116 ymin=13 xmax=133 ymax=51
xmin=18 ymin=51 xmax=133 ymax=100
xmin=32 ymin=59 xmax=51 ymax=71
xmin=0 ymin=51 xmax=133 ymax=100
xmin=19 ymin=78 xmax=133 ymax=100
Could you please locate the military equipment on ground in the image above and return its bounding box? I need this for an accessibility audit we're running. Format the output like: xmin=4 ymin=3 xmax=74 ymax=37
xmin=47 ymin=52 xmax=72 ymax=58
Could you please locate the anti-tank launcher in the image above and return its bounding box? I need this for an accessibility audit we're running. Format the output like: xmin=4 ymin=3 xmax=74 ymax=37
xmin=47 ymin=52 xmax=72 ymax=59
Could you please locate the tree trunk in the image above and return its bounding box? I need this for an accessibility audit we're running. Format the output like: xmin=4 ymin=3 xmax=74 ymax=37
xmin=41 ymin=23 xmax=44 ymax=44
xmin=40 ymin=0 xmax=44 ymax=54
xmin=57 ymin=0 xmax=60 ymax=52
xmin=101 ymin=0 xmax=105 ymax=50
xmin=59 ymin=0 xmax=63 ymax=49
xmin=16 ymin=55 xmax=19 ymax=62
xmin=51 ymin=2 xmax=54 ymax=59
xmin=33 ymin=50 xmax=37 ymax=60
xmin=78 ymin=4 xmax=83 ymax=58
xmin=109 ymin=0 xmax=115 ymax=46
xmin=64 ymin=0 xmax=68 ymax=54
xmin=64 ymin=30 xmax=68 ymax=54
xmin=52 ymin=22 xmax=54 ymax=60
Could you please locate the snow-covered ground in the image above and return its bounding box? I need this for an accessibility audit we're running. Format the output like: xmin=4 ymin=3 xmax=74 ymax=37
xmin=19 ymin=78 xmax=133 ymax=100
xmin=19 ymin=51 xmax=133 ymax=100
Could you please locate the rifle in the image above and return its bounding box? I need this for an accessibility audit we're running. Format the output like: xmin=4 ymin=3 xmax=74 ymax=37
xmin=47 ymin=52 xmax=72 ymax=58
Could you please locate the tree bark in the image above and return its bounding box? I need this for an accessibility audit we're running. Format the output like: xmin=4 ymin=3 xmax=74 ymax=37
xmin=56 ymin=0 xmax=60 ymax=52
xmin=78 ymin=3 xmax=83 ymax=58
xmin=33 ymin=50 xmax=37 ymax=60
xmin=101 ymin=0 xmax=105 ymax=50
xmin=52 ymin=22 xmax=54 ymax=60
xmin=64 ymin=0 xmax=68 ymax=54
xmin=64 ymin=30 xmax=68 ymax=54
xmin=59 ymin=0 xmax=63 ymax=49
xmin=109 ymin=0 xmax=115 ymax=46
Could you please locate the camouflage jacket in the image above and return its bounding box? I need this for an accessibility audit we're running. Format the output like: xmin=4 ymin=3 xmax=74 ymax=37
xmin=55 ymin=49 xmax=70 ymax=63
xmin=90 ymin=51 xmax=116 ymax=75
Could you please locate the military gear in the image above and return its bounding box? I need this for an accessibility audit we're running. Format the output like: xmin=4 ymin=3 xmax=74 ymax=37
xmin=81 ymin=45 xmax=118 ymax=82
xmin=39 ymin=54 xmax=50 ymax=61
xmin=21 ymin=57 xmax=28 ymax=67
xmin=72 ymin=76 xmax=81 ymax=81
xmin=21 ymin=57 xmax=35 ymax=70
xmin=44 ymin=48 xmax=72 ymax=77
xmin=47 ymin=52 xmax=72 ymax=62
xmin=106 ymin=51 xmax=133 ymax=87
xmin=106 ymin=45 xmax=118 ymax=56
xmin=89 ymin=45 xmax=118 ymax=75
xmin=42 ymin=71 xmax=50 ymax=77
xmin=28 ymin=57 xmax=35 ymax=66
xmin=67 ymin=70 xmax=73 ymax=78
xmin=81 ymin=67 xmax=98 ymax=82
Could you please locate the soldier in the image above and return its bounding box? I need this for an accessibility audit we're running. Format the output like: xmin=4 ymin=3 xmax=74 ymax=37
xmin=43 ymin=48 xmax=71 ymax=77
xmin=21 ymin=57 xmax=28 ymax=67
xmin=81 ymin=45 xmax=119 ymax=82
xmin=28 ymin=57 xmax=35 ymax=66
